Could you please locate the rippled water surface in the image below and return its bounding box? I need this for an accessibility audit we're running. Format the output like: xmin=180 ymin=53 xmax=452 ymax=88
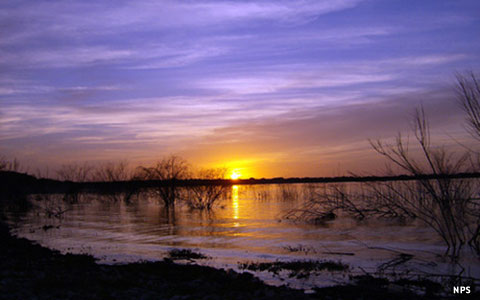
xmin=7 ymin=183 xmax=480 ymax=289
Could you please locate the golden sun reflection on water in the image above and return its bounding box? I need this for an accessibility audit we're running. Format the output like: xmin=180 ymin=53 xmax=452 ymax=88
xmin=232 ymin=185 xmax=239 ymax=226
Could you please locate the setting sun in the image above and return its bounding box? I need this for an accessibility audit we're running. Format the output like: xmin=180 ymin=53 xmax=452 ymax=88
xmin=230 ymin=170 xmax=241 ymax=180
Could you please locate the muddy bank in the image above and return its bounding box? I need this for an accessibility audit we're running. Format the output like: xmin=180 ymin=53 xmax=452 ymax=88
xmin=0 ymin=223 xmax=308 ymax=300
xmin=0 ymin=221 xmax=456 ymax=299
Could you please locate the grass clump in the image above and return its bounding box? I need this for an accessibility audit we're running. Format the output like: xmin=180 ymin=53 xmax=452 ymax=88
xmin=167 ymin=248 xmax=208 ymax=260
xmin=283 ymin=244 xmax=316 ymax=254
xmin=239 ymin=260 xmax=349 ymax=279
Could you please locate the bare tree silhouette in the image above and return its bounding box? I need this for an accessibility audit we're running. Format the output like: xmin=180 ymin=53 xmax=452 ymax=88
xmin=457 ymin=72 xmax=480 ymax=140
xmin=56 ymin=163 xmax=93 ymax=182
xmin=56 ymin=162 xmax=93 ymax=203
xmin=0 ymin=156 xmax=21 ymax=172
xmin=367 ymin=108 xmax=477 ymax=258
xmin=92 ymin=161 xmax=139 ymax=203
xmin=288 ymin=106 xmax=480 ymax=258
xmin=139 ymin=155 xmax=190 ymax=208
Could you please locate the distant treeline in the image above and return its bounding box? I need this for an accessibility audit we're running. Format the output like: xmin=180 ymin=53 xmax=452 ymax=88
xmin=2 ymin=170 xmax=480 ymax=195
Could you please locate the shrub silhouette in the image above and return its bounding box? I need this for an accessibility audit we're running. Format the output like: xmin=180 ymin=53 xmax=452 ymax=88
xmin=186 ymin=168 xmax=229 ymax=210
xmin=139 ymin=155 xmax=190 ymax=208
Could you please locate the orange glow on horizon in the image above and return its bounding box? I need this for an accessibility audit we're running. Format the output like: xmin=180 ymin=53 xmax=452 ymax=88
xmin=210 ymin=159 xmax=256 ymax=178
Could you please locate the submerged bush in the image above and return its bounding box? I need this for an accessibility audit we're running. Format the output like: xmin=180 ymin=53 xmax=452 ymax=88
xmin=186 ymin=168 xmax=229 ymax=210
xmin=138 ymin=155 xmax=190 ymax=208
xmin=92 ymin=161 xmax=140 ymax=203
xmin=288 ymin=108 xmax=480 ymax=258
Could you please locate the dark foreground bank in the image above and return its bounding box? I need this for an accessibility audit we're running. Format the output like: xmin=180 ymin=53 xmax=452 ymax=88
xmin=0 ymin=222 xmax=470 ymax=300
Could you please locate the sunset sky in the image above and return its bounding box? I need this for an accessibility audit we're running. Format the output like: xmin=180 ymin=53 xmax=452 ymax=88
xmin=1 ymin=0 xmax=480 ymax=178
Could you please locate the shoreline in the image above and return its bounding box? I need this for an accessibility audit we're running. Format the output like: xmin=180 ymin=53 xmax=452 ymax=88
xmin=0 ymin=221 xmax=434 ymax=300
xmin=0 ymin=221 xmax=309 ymax=300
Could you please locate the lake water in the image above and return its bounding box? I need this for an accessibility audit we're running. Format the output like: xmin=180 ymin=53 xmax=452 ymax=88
xmin=7 ymin=183 xmax=480 ymax=290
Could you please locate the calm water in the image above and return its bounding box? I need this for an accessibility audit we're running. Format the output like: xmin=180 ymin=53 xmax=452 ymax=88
xmin=7 ymin=183 xmax=480 ymax=290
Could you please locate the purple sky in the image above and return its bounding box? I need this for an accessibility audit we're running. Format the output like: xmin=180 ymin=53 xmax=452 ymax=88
xmin=1 ymin=0 xmax=480 ymax=177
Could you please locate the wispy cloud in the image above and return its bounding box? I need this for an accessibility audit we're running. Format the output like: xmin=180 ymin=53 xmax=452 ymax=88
xmin=1 ymin=0 xmax=479 ymax=174
xmin=378 ymin=54 xmax=469 ymax=67
xmin=0 ymin=0 xmax=364 ymax=44
xmin=127 ymin=46 xmax=228 ymax=70
xmin=200 ymin=72 xmax=395 ymax=95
